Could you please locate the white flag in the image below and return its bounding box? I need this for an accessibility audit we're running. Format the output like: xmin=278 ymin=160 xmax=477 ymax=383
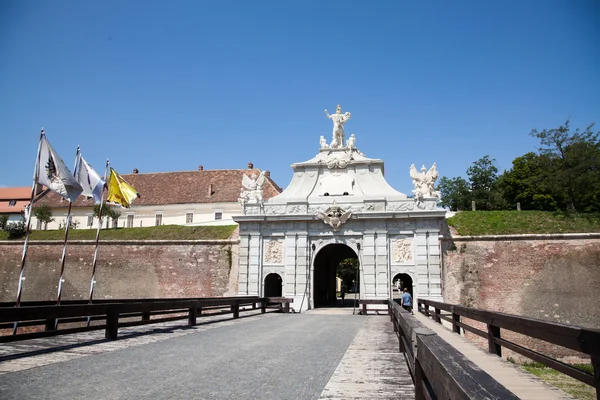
xmin=76 ymin=155 xmax=105 ymax=204
xmin=36 ymin=136 xmax=83 ymax=202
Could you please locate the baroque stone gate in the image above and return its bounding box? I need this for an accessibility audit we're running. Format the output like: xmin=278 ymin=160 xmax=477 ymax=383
xmin=234 ymin=106 xmax=445 ymax=311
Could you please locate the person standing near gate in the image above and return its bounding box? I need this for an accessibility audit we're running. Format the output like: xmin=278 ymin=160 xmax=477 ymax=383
xmin=401 ymin=288 xmax=413 ymax=314
xmin=340 ymin=284 xmax=346 ymax=306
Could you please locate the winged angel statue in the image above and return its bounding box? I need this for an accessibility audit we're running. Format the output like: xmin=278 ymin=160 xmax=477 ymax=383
xmin=316 ymin=203 xmax=352 ymax=231
xmin=410 ymin=163 xmax=441 ymax=202
xmin=239 ymin=171 xmax=266 ymax=205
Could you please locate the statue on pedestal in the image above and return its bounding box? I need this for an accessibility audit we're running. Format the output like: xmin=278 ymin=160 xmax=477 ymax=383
xmin=324 ymin=105 xmax=351 ymax=149
xmin=410 ymin=163 xmax=441 ymax=201
xmin=319 ymin=136 xmax=329 ymax=149
xmin=346 ymin=134 xmax=356 ymax=149
xmin=239 ymin=171 xmax=267 ymax=205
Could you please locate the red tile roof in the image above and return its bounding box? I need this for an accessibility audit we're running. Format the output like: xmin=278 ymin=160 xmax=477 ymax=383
xmin=0 ymin=187 xmax=31 ymax=200
xmin=0 ymin=200 xmax=29 ymax=214
xmin=35 ymin=169 xmax=282 ymax=208
xmin=0 ymin=187 xmax=32 ymax=214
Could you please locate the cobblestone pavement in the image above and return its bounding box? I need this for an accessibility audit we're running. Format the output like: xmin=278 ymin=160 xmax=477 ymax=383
xmin=0 ymin=311 xmax=380 ymax=400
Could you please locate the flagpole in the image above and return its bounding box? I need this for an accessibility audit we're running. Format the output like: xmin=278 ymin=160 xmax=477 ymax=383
xmin=13 ymin=129 xmax=46 ymax=334
xmin=54 ymin=147 xmax=80 ymax=306
xmin=86 ymin=159 xmax=109 ymax=326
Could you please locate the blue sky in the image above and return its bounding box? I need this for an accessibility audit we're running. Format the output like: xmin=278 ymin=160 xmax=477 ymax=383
xmin=1 ymin=1 xmax=599 ymax=195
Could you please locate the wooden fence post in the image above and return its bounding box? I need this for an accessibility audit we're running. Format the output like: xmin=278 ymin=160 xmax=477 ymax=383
xmin=142 ymin=311 xmax=150 ymax=322
xmin=188 ymin=305 xmax=197 ymax=326
xmin=591 ymin=354 xmax=599 ymax=400
xmin=424 ymin=304 xmax=430 ymax=316
xmin=283 ymin=301 xmax=290 ymax=313
xmin=452 ymin=313 xmax=461 ymax=334
xmin=232 ymin=304 xmax=240 ymax=319
xmin=45 ymin=319 xmax=55 ymax=331
xmin=487 ymin=324 xmax=501 ymax=356
xmin=261 ymin=300 xmax=266 ymax=314
xmin=106 ymin=310 xmax=119 ymax=340
xmin=434 ymin=308 xmax=441 ymax=323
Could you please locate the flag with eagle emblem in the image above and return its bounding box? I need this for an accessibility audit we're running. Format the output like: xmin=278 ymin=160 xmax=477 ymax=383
xmin=36 ymin=136 xmax=83 ymax=202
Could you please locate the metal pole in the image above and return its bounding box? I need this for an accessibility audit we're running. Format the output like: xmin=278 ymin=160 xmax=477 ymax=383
xmin=13 ymin=129 xmax=45 ymax=335
xmin=87 ymin=159 xmax=109 ymax=326
xmin=55 ymin=146 xmax=80 ymax=306
xmin=299 ymin=243 xmax=315 ymax=314
xmin=353 ymin=243 xmax=361 ymax=315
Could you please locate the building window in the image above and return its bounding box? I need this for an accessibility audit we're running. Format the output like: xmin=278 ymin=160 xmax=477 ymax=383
xmin=127 ymin=215 xmax=134 ymax=228
xmin=186 ymin=213 xmax=193 ymax=224
xmin=87 ymin=216 xmax=93 ymax=227
xmin=8 ymin=200 xmax=16 ymax=207
xmin=155 ymin=214 xmax=162 ymax=226
xmin=214 ymin=212 xmax=222 ymax=220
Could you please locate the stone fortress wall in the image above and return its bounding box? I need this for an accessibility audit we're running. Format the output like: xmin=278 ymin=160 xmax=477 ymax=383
xmin=442 ymin=232 xmax=600 ymax=361
xmin=0 ymin=240 xmax=239 ymax=303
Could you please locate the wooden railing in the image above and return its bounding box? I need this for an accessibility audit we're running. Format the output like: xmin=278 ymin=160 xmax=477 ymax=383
xmin=418 ymin=298 xmax=600 ymax=398
xmin=0 ymin=296 xmax=293 ymax=343
xmin=388 ymin=300 xmax=517 ymax=399
xmin=388 ymin=300 xmax=518 ymax=399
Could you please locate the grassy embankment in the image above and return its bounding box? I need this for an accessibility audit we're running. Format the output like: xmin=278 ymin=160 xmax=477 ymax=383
xmin=0 ymin=224 xmax=237 ymax=241
xmin=515 ymin=361 xmax=596 ymax=400
xmin=447 ymin=210 xmax=600 ymax=236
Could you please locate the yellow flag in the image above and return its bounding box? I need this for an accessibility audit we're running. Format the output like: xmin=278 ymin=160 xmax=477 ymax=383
xmin=106 ymin=168 xmax=139 ymax=208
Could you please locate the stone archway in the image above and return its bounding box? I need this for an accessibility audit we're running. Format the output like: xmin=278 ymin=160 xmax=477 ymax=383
xmin=392 ymin=273 xmax=414 ymax=300
xmin=264 ymin=273 xmax=283 ymax=297
xmin=312 ymin=243 xmax=358 ymax=308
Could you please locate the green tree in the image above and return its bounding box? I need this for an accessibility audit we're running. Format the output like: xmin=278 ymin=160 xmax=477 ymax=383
xmin=336 ymin=258 xmax=358 ymax=290
xmin=497 ymin=152 xmax=561 ymax=211
xmin=530 ymin=120 xmax=600 ymax=212
xmin=437 ymin=176 xmax=471 ymax=211
xmin=0 ymin=215 xmax=8 ymax=229
xmin=33 ymin=204 xmax=54 ymax=229
xmin=467 ymin=155 xmax=501 ymax=210
xmin=93 ymin=202 xmax=122 ymax=228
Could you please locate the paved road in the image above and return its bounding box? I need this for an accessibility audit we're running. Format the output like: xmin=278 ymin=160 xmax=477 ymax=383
xmin=0 ymin=312 xmax=374 ymax=400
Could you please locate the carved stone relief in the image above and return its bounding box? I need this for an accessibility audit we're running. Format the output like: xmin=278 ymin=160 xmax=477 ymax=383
xmin=264 ymin=240 xmax=284 ymax=264
xmin=244 ymin=205 xmax=262 ymax=215
xmin=264 ymin=205 xmax=286 ymax=215
xmin=286 ymin=204 xmax=307 ymax=214
xmin=387 ymin=202 xmax=415 ymax=212
xmin=392 ymin=238 xmax=413 ymax=263
xmin=365 ymin=202 xmax=385 ymax=212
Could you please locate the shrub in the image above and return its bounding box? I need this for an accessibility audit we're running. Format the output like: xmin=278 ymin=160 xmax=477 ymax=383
xmin=0 ymin=215 xmax=8 ymax=229
xmin=5 ymin=222 xmax=26 ymax=239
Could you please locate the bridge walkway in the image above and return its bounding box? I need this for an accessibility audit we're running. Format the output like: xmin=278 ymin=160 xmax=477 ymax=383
xmin=312 ymin=308 xmax=414 ymax=399
xmin=0 ymin=308 xmax=413 ymax=399
xmin=414 ymin=311 xmax=573 ymax=399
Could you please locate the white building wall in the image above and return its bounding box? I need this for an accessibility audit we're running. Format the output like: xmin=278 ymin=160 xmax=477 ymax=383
xmin=31 ymin=202 xmax=242 ymax=230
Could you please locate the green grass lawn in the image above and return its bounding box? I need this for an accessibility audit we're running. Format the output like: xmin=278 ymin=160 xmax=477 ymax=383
xmin=0 ymin=224 xmax=237 ymax=241
xmin=447 ymin=211 xmax=600 ymax=236
xmin=520 ymin=362 xmax=595 ymax=400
